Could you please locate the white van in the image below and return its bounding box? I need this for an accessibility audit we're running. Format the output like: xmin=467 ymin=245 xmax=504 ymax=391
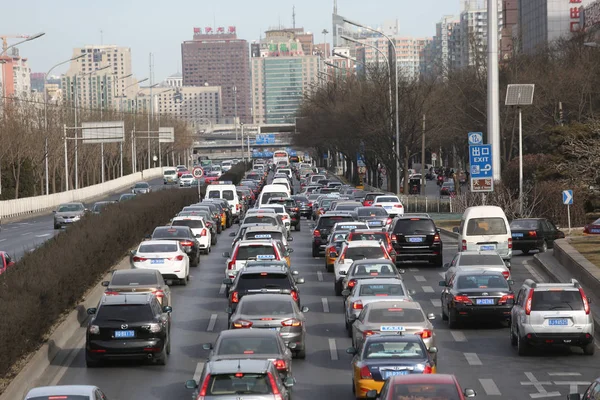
xmin=205 ymin=182 xmax=241 ymax=219
xmin=309 ymin=174 xmax=326 ymax=184
xmin=454 ymin=205 xmax=512 ymax=264
xmin=257 ymin=184 xmax=291 ymax=205
xmin=221 ymin=160 xmax=233 ymax=172
xmin=163 ymin=168 xmax=178 ymax=184
xmin=272 ymin=177 xmax=292 ymax=194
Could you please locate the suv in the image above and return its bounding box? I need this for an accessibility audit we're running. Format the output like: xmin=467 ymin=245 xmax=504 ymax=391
xmin=311 ymin=212 xmax=356 ymax=257
xmin=268 ymin=197 xmax=301 ymax=231
xmin=85 ymin=293 xmax=172 ymax=367
xmin=389 ymin=216 xmax=443 ymax=267
xmin=510 ymin=279 xmax=594 ymax=356
xmin=223 ymin=265 xmax=304 ymax=312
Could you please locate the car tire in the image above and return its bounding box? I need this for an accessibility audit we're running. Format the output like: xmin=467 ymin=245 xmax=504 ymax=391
xmin=510 ymin=324 xmax=518 ymax=346
xmin=517 ymin=331 xmax=529 ymax=356
xmin=432 ymin=256 xmax=443 ymax=268
xmin=334 ymin=280 xmax=343 ymax=296
xmin=583 ymin=342 xmax=595 ymax=355
xmin=312 ymin=246 xmax=319 ymax=258
xmin=295 ymin=348 xmax=306 ymax=359
xmin=180 ymin=277 xmax=187 ymax=286
xmin=345 ymin=320 xmax=353 ymax=337
xmin=295 ymin=223 xmax=301 ymax=232
xmin=441 ymin=304 xmax=448 ymax=321
xmin=539 ymin=240 xmax=548 ymax=253
xmin=155 ymin=348 xmax=168 ymax=366
xmin=211 ymin=237 xmax=217 ymax=246
xmin=326 ymin=263 xmax=333 ymax=273
xmin=54 ymin=224 xmax=60 ymax=230
xmin=448 ymin=309 xmax=458 ymax=329
xmin=85 ymin=352 xmax=100 ymax=368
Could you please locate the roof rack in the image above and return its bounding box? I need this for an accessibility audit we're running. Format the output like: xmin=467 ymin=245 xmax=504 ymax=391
xmin=524 ymin=278 xmax=581 ymax=289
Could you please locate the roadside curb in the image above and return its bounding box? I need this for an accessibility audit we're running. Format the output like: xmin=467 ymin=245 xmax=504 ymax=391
xmin=440 ymin=228 xmax=458 ymax=239
xmin=0 ymin=255 xmax=131 ymax=399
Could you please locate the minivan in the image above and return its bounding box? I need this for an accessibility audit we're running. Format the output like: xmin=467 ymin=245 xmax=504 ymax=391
xmin=205 ymin=183 xmax=241 ymax=221
xmin=454 ymin=205 xmax=512 ymax=263
xmin=163 ymin=168 xmax=178 ymax=184
xmin=258 ymin=184 xmax=291 ymax=205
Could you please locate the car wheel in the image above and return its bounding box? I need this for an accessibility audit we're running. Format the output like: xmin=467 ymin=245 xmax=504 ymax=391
xmin=155 ymin=349 xmax=168 ymax=365
xmin=54 ymin=224 xmax=60 ymax=230
xmin=432 ymin=256 xmax=443 ymax=268
xmin=211 ymin=237 xmax=217 ymax=245
xmin=441 ymin=303 xmax=448 ymax=321
xmin=517 ymin=331 xmax=529 ymax=356
xmin=85 ymin=351 xmax=100 ymax=368
xmin=583 ymin=342 xmax=595 ymax=355
xmin=295 ymin=348 xmax=306 ymax=359
xmin=539 ymin=240 xmax=548 ymax=253
xmin=522 ymin=249 xmax=530 ymax=255
xmin=180 ymin=277 xmax=187 ymax=286
xmin=326 ymin=263 xmax=334 ymax=273
xmin=448 ymin=308 xmax=458 ymax=329
xmin=352 ymin=380 xmax=356 ymax=395
xmin=312 ymin=246 xmax=319 ymax=258
xmin=510 ymin=323 xmax=517 ymax=346
xmin=166 ymin=337 xmax=171 ymax=355
xmin=345 ymin=320 xmax=353 ymax=337
xmin=334 ymin=280 xmax=343 ymax=296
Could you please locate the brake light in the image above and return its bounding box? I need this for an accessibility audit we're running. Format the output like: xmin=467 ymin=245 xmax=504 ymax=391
xmin=281 ymin=318 xmax=302 ymax=327
xmin=196 ymin=374 xmax=210 ymax=400
xmin=267 ymin=372 xmax=283 ymax=400
xmin=416 ymin=329 xmax=433 ymax=339
xmin=528 ymin=230 xmax=537 ymax=237
xmin=502 ymin=270 xmax=510 ymax=279
xmin=231 ymin=319 xmax=252 ymax=328
xmin=327 ymin=246 xmax=336 ymax=255
xmin=386 ymin=217 xmax=393 ymax=225
xmin=133 ymin=256 xmax=148 ymax=263
xmin=360 ymin=365 xmax=372 ymax=379
xmin=293 ymin=207 xmax=299 ymax=212
xmin=391 ymin=234 xmax=397 ymax=242
xmin=348 ymin=279 xmax=357 ymax=288
xmin=313 ymin=230 xmax=321 ymax=238
xmin=363 ymin=330 xmax=376 ymax=338
xmin=319 ymin=208 xmax=324 ymax=214
xmin=434 ymin=233 xmax=441 ymax=243
xmin=104 ymin=291 xmax=119 ymax=295
xmin=273 ymin=359 xmax=288 ymax=370
xmin=231 ymin=291 xmax=239 ymax=303
xmin=453 ymin=295 xmax=472 ymax=304
xmin=205 ymin=221 xmax=212 ymax=227
xmin=170 ymin=255 xmax=184 ymax=261
xmin=227 ymin=260 xmax=236 ymax=270
xmin=200 ymin=228 xmax=207 ymax=236
xmin=393 ymin=204 xmax=403 ymax=208
xmin=423 ymin=365 xmax=433 ymax=374
xmin=461 ymin=239 xmax=467 ymax=251
xmin=180 ymin=240 xmax=194 ymax=247
xmin=525 ymin=289 xmax=534 ymax=315
xmin=352 ymin=300 xmax=363 ymax=309
xmin=580 ymin=288 xmax=590 ymax=315
xmin=290 ymin=290 xmax=299 ymax=302
xmin=152 ymin=289 xmax=165 ymax=299
xmin=498 ymin=294 xmax=514 ymax=305
xmin=307 ymin=202 xmax=313 ymax=207
xmin=375 ymin=204 xmax=383 ymax=207
xmin=508 ymin=238 xmax=513 ymax=249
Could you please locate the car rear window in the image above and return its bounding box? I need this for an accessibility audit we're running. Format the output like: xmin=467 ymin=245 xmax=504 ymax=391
xmin=364 ymin=341 xmax=425 ymax=359
xmin=359 ymin=284 xmax=405 ymax=296
xmin=239 ymin=273 xmax=291 ymax=290
xmin=364 ymin=193 xmax=379 ymax=201
xmin=466 ymin=218 xmax=508 ymax=236
xmin=263 ymin=205 xmax=285 ymax=214
xmin=352 ymin=263 xmax=396 ymax=276
xmin=335 ymin=204 xmax=360 ymax=211
xmin=172 ymin=219 xmax=204 ymax=229
xmin=207 ymin=373 xmax=272 ymax=395
xmin=345 ymin=247 xmax=386 ymax=260
xmin=261 ymin=192 xmax=288 ymax=204
xmin=239 ymin=298 xmax=294 ymax=315
xmin=531 ymin=290 xmax=584 ymax=311
xmin=458 ymin=254 xmax=504 ymax=266
xmin=217 ymin=337 xmax=280 ymax=355
xmin=367 ymin=308 xmax=425 ymax=323
xmin=92 ymin=202 xmax=113 ymax=212
xmin=293 ymin=196 xmax=308 ymax=203
xmin=376 ymin=197 xmax=399 ymax=203
xmin=318 ymin=216 xmax=355 ymax=229
xmin=207 ymin=191 xmax=222 ymax=199
xmin=152 ymin=227 xmax=190 ymax=238
xmin=351 ymin=232 xmax=388 ymax=242
xmin=320 ymin=188 xmax=338 ymax=194
xmin=222 ymin=190 xmax=235 ymax=201
xmin=357 ymin=208 xmax=388 ymax=217
xmin=393 ymin=219 xmax=436 ymax=234
xmin=95 ymin=304 xmax=155 ymax=323
xmin=164 ymin=170 xmax=176 ymax=175
xmin=246 ymin=174 xmax=261 ymax=180
xmin=139 ymin=243 xmax=178 ymax=253
xmin=28 ymin=397 xmax=90 ymax=400
xmin=110 ymin=272 xmax=159 ymax=286
xmin=510 ymin=220 xmax=540 ymax=230
xmin=243 ymin=216 xmax=278 ymax=226
xmin=455 ymin=274 xmax=509 ymax=290
xmin=392 ymin=384 xmax=461 ymax=399
xmin=237 ymin=245 xmax=276 ymax=260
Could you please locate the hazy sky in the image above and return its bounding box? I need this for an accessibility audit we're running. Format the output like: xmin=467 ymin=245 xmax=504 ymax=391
xmin=4 ymin=0 xmax=460 ymax=82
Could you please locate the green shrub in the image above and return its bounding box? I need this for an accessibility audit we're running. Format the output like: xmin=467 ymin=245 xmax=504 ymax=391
xmin=219 ymin=162 xmax=251 ymax=185
xmin=0 ymin=188 xmax=198 ymax=378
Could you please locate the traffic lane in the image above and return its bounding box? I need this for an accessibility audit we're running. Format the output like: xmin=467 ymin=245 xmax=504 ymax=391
xmin=0 ymin=178 xmax=167 ymax=260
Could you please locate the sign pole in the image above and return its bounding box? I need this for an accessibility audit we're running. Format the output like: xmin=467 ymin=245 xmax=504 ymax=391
xmin=64 ymin=124 xmax=69 ymax=191
xmin=518 ymin=106 xmax=523 ymax=216
xmin=101 ymin=142 xmax=105 ymax=183
xmin=567 ymin=204 xmax=571 ymax=235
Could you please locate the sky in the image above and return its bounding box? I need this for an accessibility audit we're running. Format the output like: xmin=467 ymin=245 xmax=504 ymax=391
xmin=3 ymin=0 xmax=460 ymax=82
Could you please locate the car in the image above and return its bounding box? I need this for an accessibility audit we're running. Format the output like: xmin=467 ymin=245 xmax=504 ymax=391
xmin=324 ymin=231 xmax=350 ymax=272
xmin=132 ymin=181 xmax=151 ymax=194
xmin=205 ymin=182 xmax=242 ymax=222
xmin=224 ymin=265 xmax=304 ymax=311
xmin=171 ymin=215 xmax=212 ymax=254
xmin=343 ymin=278 xmax=413 ymax=335
xmin=163 ymin=168 xmax=178 ymax=184
xmin=131 ymin=239 xmax=190 ymax=285
xmin=331 ymin=201 xmax=363 ymax=213
xmin=230 ymin=221 xmax=288 ymax=249
xmin=389 ymin=216 xmax=443 ymax=267
xmin=440 ymin=181 xmax=456 ymax=196
xmin=185 ymin=204 xmax=223 ymax=233
xmin=118 ymin=193 xmax=136 ymax=202
xmin=240 ymin=226 xmax=292 ymax=250
xmin=150 ymin=226 xmax=201 ymax=267
xmin=226 ymin=293 xmax=309 ymax=359
xmin=268 ymin=197 xmax=301 ymax=231
xmin=102 ymin=269 xmax=171 ymax=306
xmin=583 ymin=217 xmax=600 ymax=235
xmin=223 ymin=239 xmax=289 ymax=278
xmin=372 ymin=195 xmax=404 ymax=216
xmin=0 ymin=251 xmax=15 ymax=275
xmin=179 ymin=173 xmax=196 ymax=187
xmin=176 ymin=165 xmax=188 ymax=177
xmin=510 ymin=279 xmax=594 ymax=355
xmin=349 ymin=300 xmax=437 ymax=351
xmin=510 ymin=218 xmax=565 ymax=254
xmin=346 ymin=334 xmax=437 ymax=399
xmin=292 ymin=195 xmax=312 ymax=219
xmin=439 ymin=270 xmax=514 ymax=328
xmin=261 ymin=204 xmax=292 ymax=232
xmin=85 ymin=293 xmax=172 ymax=367
xmin=568 ymin=376 xmax=600 ymax=400
xmin=179 ymin=209 xmax=218 ymax=243
xmin=444 ymin=251 xmax=512 ymax=284
xmin=355 ymin=207 xmax=393 ymax=229
xmin=184 ymin=359 xmax=294 ymax=400
xmin=362 ymin=192 xmax=382 ymax=207
xmin=204 ymin=198 xmax=234 ymax=228
xmin=91 ymin=200 xmax=117 ymax=214
xmin=341 ymin=259 xmax=405 ymax=295
xmin=331 ymin=221 xmax=370 ymax=234
xmin=24 ymin=385 xmax=109 ymax=400
xmin=53 ymin=202 xmax=87 ymax=229
xmin=347 ymin=229 xmax=397 ymax=263
xmin=311 ymin=212 xmax=357 ymax=257
xmin=242 ymin=211 xmax=281 ymax=229
xmin=370 ymin=374 xmax=476 ymax=400
xmin=334 ymin=240 xmax=393 ymax=296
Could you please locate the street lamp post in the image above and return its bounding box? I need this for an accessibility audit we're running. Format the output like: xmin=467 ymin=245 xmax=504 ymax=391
xmin=146 ymin=83 xmax=159 ymax=170
xmin=154 ymin=88 xmax=174 ymax=168
xmin=233 ymin=86 xmax=238 ymax=140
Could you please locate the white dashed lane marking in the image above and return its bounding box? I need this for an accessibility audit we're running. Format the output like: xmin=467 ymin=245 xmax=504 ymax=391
xmin=317 ymin=271 xmax=323 ymax=282
xmin=479 ymin=379 xmax=501 ymax=395
xmin=414 ymin=275 xmax=426 ymax=282
xmin=451 ymin=331 xmax=467 ymax=342
xmin=219 ymin=284 xmax=225 ymax=295
xmin=408 ymin=268 xmax=419 ymax=272
xmin=430 ymin=299 xmax=442 ymax=307
xmin=464 ymin=352 xmax=482 ymax=365
xmin=322 ymin=298 xmax=329 ymax=313
xmin=207 ymin=314 xmax=218 ymax=332
xmin=193 ymin=362 xmax=205 ymax=382
xmin=422 ymin=286 xmax=434 ymax=293
xmin=329 ymin=339 xmax=338 ymax=360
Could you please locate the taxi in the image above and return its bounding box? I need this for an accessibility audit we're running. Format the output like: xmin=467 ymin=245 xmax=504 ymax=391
xmin=346 ymin=334 xmax=437 ymax=399
xmin=325 ymin=231 xmax=349 ymax=272
xmin=222 ymin=239 xmax=289 ymax=279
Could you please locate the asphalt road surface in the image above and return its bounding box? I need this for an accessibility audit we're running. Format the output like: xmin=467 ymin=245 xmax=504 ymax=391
xmin=27 ymin=178 xmax=600 ymax=400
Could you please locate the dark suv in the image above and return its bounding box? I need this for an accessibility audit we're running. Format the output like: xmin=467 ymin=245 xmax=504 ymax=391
xmin=150 ymin=226 xmax=201 ymax=267
xmin=268 ymin=197 xmax=301 ymax=231
xmin=389 ymin=216 xmax=443 ymax=266
xmin=311 ymin=212 xmax=357 ymax=257
xmin=85 ymin=293 xmax=172 ymax=367
xmin=223 ymin=266 xmax=304 ymax=312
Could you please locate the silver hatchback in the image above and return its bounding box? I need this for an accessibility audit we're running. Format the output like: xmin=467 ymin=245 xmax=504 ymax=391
xmin=510 ymin=279 xmax=594 ymax=356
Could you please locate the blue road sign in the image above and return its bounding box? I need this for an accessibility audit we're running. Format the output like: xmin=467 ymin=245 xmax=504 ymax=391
xmin=469 ymin=144 xmax=493 ymax=178
xmin=468 ymin=132 xmax=483 ymax=146
xmin=357 ymin=153 xmax=366 ymax=167
xmin=562 ymin=190 xmax=573 ymax=205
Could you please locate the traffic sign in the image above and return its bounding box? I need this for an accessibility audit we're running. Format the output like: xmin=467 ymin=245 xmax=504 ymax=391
xmin=468 ymin=132 xmax=483 ymax=146
xmin=431 ymin=153 xmax=437 ymax=161
xmin=192 ymin=167 xmax=204 ymax=179
xmin=357 ymin=153 xmax=366 ymax=167
xmin=562 ymin=190 xmax=573 ymax=205
xmin=469 ymin=143 xmax=493 ymax=192
xmin=358 ymin=166 xmax=366 ymax=174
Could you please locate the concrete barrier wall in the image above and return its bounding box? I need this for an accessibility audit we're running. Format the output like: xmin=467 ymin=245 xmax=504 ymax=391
xmin=552 ymin=238 xmax=600 ymax=297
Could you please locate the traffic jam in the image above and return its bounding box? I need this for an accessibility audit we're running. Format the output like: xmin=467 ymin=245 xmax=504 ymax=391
xmin=22 ymin=155 xmax=600 ymax=400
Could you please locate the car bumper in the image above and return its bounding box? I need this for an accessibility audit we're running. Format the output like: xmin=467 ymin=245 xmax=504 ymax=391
xmin=299 ymin=208 xmax=311 ymax=216
xmin=280 ymin=331 xmax=304 ymax=349
xmin=453 ymin=305 xmax=512 ymax=320
xmin=326 ymin=255 xmax=337 ymax=266
xmin=512 ymin=240 xmax=543 ymax=250
xmin=355 ymin=379 xmax=385 ymax=399
xmin=86 ymin=339 xmax=166 ymax=360
xmin=132 ymin=261 xmax=187 ymax=280
xmin=54 ymin=218 xmax=80 ymax=226
xmin=525 ymin=332 xmax=594 ymax=346
xmin=197 ymin=237 xmax=210 ymax=249
xmin=394 ymin=245 xmax=442 ymax=262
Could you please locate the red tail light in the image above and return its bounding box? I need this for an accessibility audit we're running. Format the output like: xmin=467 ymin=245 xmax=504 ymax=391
xmin=352 ymin=300 xmax=363 ymax=309
xmin=583 ymin=226 xmax=589 ymax=234
xmin=461 ymin=239 xmax=467 ymax=251
xmin=267 ymin=372 xmax=283 ymax=400
xmin=453 ymin=295 xmax=472 ymax=304
xmin=423 ymin=365 xmax=433 ymax=374
xmin=525 ymin=289 xmax=534 ymax=315
xmin=348 ymin=279 xmax=357 ymax=288
xmin=313 ymin=230 xmax=321 ymax=237
xmin=327 ymin=246 xmax=336 ymax=255
xmin=180 ymin=241 xmax=194 ymax=247
xmin=231 ymin=291 xmax=239 ymax=303
xmin=498 ymin=294 xmax=514 ymax=305
xmin=416 ymin=329 xmax=433 ymax=339
xmin=132 ymin=256 xmax=147 ymax=262
xmin=281 ymin=318 xmax=302 ymax=327
xmin=197 ymin=373 xmax=211 ymax=400
xmin=360 ymin=365 xmax=372 ymax=379
xmin=273 ymin=359 xmax=288 ymax=370
xmin=433 ymin=233 xmax=441 ymax=243
xmin=363 ymin=330 xmax=376 ymax=338
xmin=205 ymin=221 xmax=212 ymax=227
xmin=580 ymin=288 xmax=590 ymax=314
xmin=307 ymin=202 xmax=313 ymax=207
xmin=290 ymin=290 xmax=299 ymax=302
xmin=391 ymin=234 xmax=397 ymax=242
xmin=318 ymin=208 xmax=324 ymax=214
xmin=152 ymin=289 xmax=165 ymax=299
xmin=393 ymin=204 xmax=403 ymax=208
xmin=170 ymin=255 xmax=184 ymax=261
xmin=227 ymin=260 xmax=235 ymax=270
xmin=200 ymin=229 xmax=208 ymax=236
xmin=104 ymin=291 xmax=119 ymax=295
xmin=293 ymin=207 xmax=299 ymax=212
xmin=502 ymin=270 xmax=510 ymax=279
xmin=508 ymin=238 xmax=513 ymax=249
xmin=528 ymin=230 xmax=537 ymax=237
xmin=375 ymin=204 xmax=383 ymax=207
xmin=386 ymin=217 xmax=393 ymax=225
xmin=231 ymin=319 xmax=252 ymax=328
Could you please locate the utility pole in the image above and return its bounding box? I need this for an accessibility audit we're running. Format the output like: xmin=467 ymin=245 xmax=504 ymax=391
xmin=234 ymin=85 xmax=238 ymax=140
xmin=148 ymin=53 xmax=152 ymax=170
xmin=421 ymin=114 xmax=426 ymax=195
xmin=488 ymin=0 xmax=501 ymax=182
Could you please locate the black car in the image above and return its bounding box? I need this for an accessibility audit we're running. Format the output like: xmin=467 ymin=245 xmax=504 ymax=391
xmin=223 ymin=265 xmax=304 ymax=312
xmin=184 ymin=205 xmax=221 ymax=234
xmin=202 ymin=200 xmax=232 ymax=228
xmin=268 ymin=197 xmax=301 ymax=231
xmin=91 ymin=200 xmax=117 ymax=215
xmin=439 ymin=270 xmax=514 ymax=328
xmin=85 ymin=293 xmax=172 ymax=367
xmin=292 ymin=195 xmax=312 ymax=219
xmin=311 ymin=212 xmax=357 ymax=257
xmin=510 ymin=218 xmax=565 ymax=254
xmin=150 ymin=226 xmax=201 ymax=267
xmin=389 ymin=216 xmax=443 ymax=267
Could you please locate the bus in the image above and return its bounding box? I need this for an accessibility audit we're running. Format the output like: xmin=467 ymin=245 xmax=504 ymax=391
xmin=272 ymin=150 xmax=289 ymax=167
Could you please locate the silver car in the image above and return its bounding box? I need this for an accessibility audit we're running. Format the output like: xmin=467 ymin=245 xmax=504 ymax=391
xmin=349 ymin=300 xmax=436 ymax=355
xmin=340 ymin=259 xmax=405 ymax=294
xmin=444 ymin=250 xmax=512 ymax=283
xmin=132 ymin=181 xmax=151 ymax=194
xmin=25 ymin=385 xmax=107 ymax=399
xmin=510 ymin=279 xmax=595 ymax=356
xmin=53 ymin=202 xmax=87 ymax=229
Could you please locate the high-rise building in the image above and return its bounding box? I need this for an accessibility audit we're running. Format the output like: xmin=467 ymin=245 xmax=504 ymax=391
xmin=427 ymin=16 xmax=462 ymax=76
xmin=501 ymin=0 xmax=519 ymax=60
xmin=518 ymin=0 xmax=592 ymax=54
xmin=251 ymin=28 xmax=320 ymax=124
xmin=0 ymin=48 xmax=31 ymax=99
xmin=181 ymin=27 xmax=251 ymax=124
xmin=459 ymin=0 xmax=504 ymax=67
xmin=165 ymin=73 xmax=183 ymax=88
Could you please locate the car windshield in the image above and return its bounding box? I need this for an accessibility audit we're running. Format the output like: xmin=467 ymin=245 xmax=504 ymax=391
xmin=367 ymin=308 xmax=425 ymax=323
xmin=375 ymin=197 xmax=399 ymax=203
xmin=394 ymin=219 xmax=436 ymax=234
xmin=357 ymin=208 xmax=387 ymax=217
xmin=510 ymin=220 xmax=540 ymax=230
xmin=206 ymin=374 xmax=271 ymax=395
xmin=364 ymin=341 xmax=425 ymax=359
xmin=318 ymin=216 xmax=355 ymax=229
xmin=531 ymin=290 xmax=584 ymax=311
xmin=466 ymin=218 xmax=507 ymax=236
xmin=239 ymin=299 xmax=294 ymax=315
xmin=243 ymin=216 xmax=277 ymax=226
xmin=95 ymin=304 xmax=155 ymax=323
xmin=120 ymin=194 xmax=135 ymax=200
xmin=352 ymin=263 xmax=396 ymax=276
xmin=92 ymin=202 xmax=112 ymax=212
xmin=138 ymin=243 xmax=178 ymax=253
xmin=245 ymin=232 xmax=283 ymax=241
xmin=134 ymin=183 xmax=149 ymax=188
xmin=391 ymin=384 xmax=461 ymax=400
xmin=593 ymin=218 xmax=600 ymax=225
xmin=172 ymin=219 xmax=204 ymax=229
xmin=111 ymin=272 xmax=159 ymax=286
xmin=359 ymin=284 xmax=405 ymax=296
xmin=364 ymin=193 xmax=379 ymax=201
xmin=236 ymin=245 xmax=276 ymax=260
xmin=217 ymin=337 xmax=280 ymax=355
xmin=458 ymin=254 xmax=505 ymax=266
xmin=455 ymin=274 xmax=509 ymax=290
xmin=351 ymin=233 xmax=388 ymax=242
xmin=345 ymin=247 xmax=385 ymax=260
xmin=57 ymin=204 xmax=84 ymax=212
xmin=152 ymin=228 xmax=191 ymax=239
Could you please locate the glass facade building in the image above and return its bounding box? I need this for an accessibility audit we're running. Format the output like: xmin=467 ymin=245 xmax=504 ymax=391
xmin=263 ymin=58 xmax=303 ymax=124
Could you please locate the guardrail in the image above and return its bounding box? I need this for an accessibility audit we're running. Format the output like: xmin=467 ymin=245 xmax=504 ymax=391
xmin=0 ymin=167 xmax=163 ymax=219
xmin=196 ymin=139 xmax=292 ymax=148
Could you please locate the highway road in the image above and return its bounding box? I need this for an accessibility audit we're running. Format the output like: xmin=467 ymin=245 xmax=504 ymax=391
xmin=26 ymin=178 xmax=600 ymax=400
xmin=0 ymin=178 xmax=168 ymax=261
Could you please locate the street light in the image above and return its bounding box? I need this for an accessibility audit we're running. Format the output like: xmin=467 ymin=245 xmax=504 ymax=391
xmin=154 ymin=87 xmax=174 ymax=167
xmin=343 ymin=18 xmax=401 ymax=194
xmin=0 ymin=32 xmax=45 ymax=56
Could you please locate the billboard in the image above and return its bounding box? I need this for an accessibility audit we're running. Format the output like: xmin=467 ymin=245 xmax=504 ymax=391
xmin=81 ymin=121 xmax=124 ymax=143
xmin=159 ymin=127 xmax=175 ymax=143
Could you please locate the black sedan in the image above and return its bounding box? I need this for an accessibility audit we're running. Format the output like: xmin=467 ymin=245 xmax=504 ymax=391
xmin=150 ymin=226 xmax=201 ymax=267
xmin=292 ymin=195 xmax=312 ymax=219
xmin=268 ymin=197 xmax=301 ymax=231
xmin=510 ymin=218 xmax=565 ymax=254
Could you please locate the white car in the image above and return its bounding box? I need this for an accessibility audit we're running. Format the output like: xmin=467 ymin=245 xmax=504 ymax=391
xmin=132 ymin=240 xmax=190 ymax=285
xmin=221 ymin=160 xmax=233 ymax=172
xmin=179 ymin=174 xmax=196 ymax=187
xmin=222 ymin=239 xmax=281 ymax=278
xmin=260 ymin=204 xmax=292 ymax=231
xmin=333 ymin=240 xmax=392 ymax=295
xmin=25 ymin=385 xmax=108 ymax=400
xmin=171 ymin=215 xmax=212 ymax=254
xmin=373 ymin=195 xmax=404 ymax=216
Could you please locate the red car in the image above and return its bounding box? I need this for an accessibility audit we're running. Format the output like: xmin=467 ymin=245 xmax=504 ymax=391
xmin=367 ymin=374 xmax=476 ymax=400
xmin=583 ymin=218 xmax=600 ymax=235
xmin=0 ymin=251 xmax=15 ymax=275
xmin=362 ymin=192 xmax=381 ymax=207
xmin=176 ymin=166 xmax=188 ymax=178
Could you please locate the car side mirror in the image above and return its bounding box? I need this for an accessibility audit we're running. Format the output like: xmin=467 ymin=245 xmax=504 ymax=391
xmin=348 ymin=314 xmax=357 ymax=322
xmin=202 ymin=343 xmax=213 ymax=350
xmin=283 ymin=377 xmax=295 ymax=388
xmin=508 ymin=279 xmax=515 ymax=285
xmin=292 ymin=270 xmax=299 ymax=275
xmin=427 ymin=313 xmax=436 ymax=320
xmin=163 ymin=306 xmax=173 ymax=313
xmin=185 ymin=380 xmax=198 ymax=390
xmin=222 ymin=252 xmax=230 ymax=258
xmin=52 ymin=210 xmax=56 ymax=213
xmin=295 ymin=277 xmax=305 ymax=284
xmin=145 ymin=234 xmax=151 ymax=239
xmin=428 ymin=346 xmax=438 ymax=354
xmin=101 ymin=281 xmax=109 ymax=287
xmin=439 ymin=280 xmax=447 ymax=287
xmin=288 ymin=236 xmax=294 ymax=242
xmin=443 ymin=263 xmax=450 ymax=268
xmin=195 ymin=234 xmax=201 ymax=238
xmin=452 ymin=227 xmax=459 ymax=233
xmin=409 ymin=289 xmax=417 ymax=296
xmin=346 ymin=347 xmax=357 ymax=355
xmin=341 ymin=289 xmax=351 ymax=297
xmin=229 ymin=232 xmax=236 ymax=237
xmin=398 ymin=269 xmax=405 ymax=274
xmin=365 ymin=389 xmax=378 ymax=399
xmin=130 ymin=249 xmax=137 ymax=255
xmin=464 ymin=388 xmax=477 ymax=398
xmin=87 ymin=308 xmax=97 ymax=315
xmin=301 ymin=306 xmax=310 ymax=312
xmin=436 ymin=228 xmax=441 ymax=233
xmin=309 ymin=223 xmax=315 ymax=229
xmin=225 ymin=307 xmax=233 ymax=314
xmin=288 ymin=248 xmax=294 ymax=253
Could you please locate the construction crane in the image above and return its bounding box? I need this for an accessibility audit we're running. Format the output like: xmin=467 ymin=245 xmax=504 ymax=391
xmin=1 ymin=34 xmax=32 ymax=54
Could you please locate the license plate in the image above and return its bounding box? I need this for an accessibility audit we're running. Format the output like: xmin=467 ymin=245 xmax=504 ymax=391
xmin=114 ymin=330 xmax=135 ymax=338
xmin=548 ymin=319 xmax=568 ymax=326
xmin=383 ymin=370 xmax=409 ymax=379
xmin=380 ymin=326 xmax=405 ymax=332
xmin=476 ymin=298 xmax=494 ymax=305
xmin=369 ymin=221 xmax=382 ymax=226
xmin=591 ymin=229 xmax=600 ymax=233
xmin=408 ymin=237 xmax=424 ymax=243
xmin=64 ymin=219 xmax=72 ymax=223
xmin=269 ymin=327 xmax=281 ymax=331
xmin=151 ymin=259 xmax=164 ymax=264
xmin=480 ymin=245 xmax=496 ymax=251
xmin=512 ymin=233 xmax=524 ymax=237
xmin=384 ymin=206 xmax=392 ymax=210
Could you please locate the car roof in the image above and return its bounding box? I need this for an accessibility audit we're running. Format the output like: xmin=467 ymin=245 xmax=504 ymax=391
xmin=321 ymin=212 xmax=356 ymax=217
xmin=112 ymin=269 xmax=158 ymax=277
xmin=366 ymin=300 xmax=421 ymax=310
xmin=388 ymin=374 xmax=458 ymax=385
xmin=238 ymin=293 xmax=293 ymax=302
xmin=351 ymin=259 xmax=395 ymax=266
xmin=457 ymin=250 xmax=501 ymax=256
xmin=245 ymin=260 xmax=288 ymax=267
xmin=154 ymin=226 xmax=189 ymax=232
xmin=355 ymin=278 xmax=405 ymax=286
xmin=217 ymin=328 xmax=283 ymax=340
xmin=172 ymin=216 xmax=204 ymax=221
xmin=346 ymin=240 xmax=383 ymax=247
xmin=454 ymin=269 xmax=507 ymax=276
xmin=238 ymin=239 xmax=276 ymax=246
xmin=100 ymin=293 xmax=153 ymax=305
xmin=207 ymin=359 xmax=271 ymax=374
xmin=364 ymin=333 xmax=424 ymax=344
xmin=60 ymin=202 xmax=84 ymax=206
xmin=25 ymin=385 xmax=98 ymax=397
xmin=139 ymin=240 xmax=181 ymax=246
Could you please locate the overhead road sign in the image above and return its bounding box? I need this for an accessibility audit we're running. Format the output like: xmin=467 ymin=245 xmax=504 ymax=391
xmin=81 ymin=121 xmax=124 ymax=143
xmin=159 ymin=127 xmax=175 ymax=143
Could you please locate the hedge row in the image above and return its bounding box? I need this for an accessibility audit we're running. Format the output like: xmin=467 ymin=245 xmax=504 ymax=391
xmin=0 ymin=188 xmax=198 ymax=379
xmin=219 ymin=162 xmax=251 ymax=185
